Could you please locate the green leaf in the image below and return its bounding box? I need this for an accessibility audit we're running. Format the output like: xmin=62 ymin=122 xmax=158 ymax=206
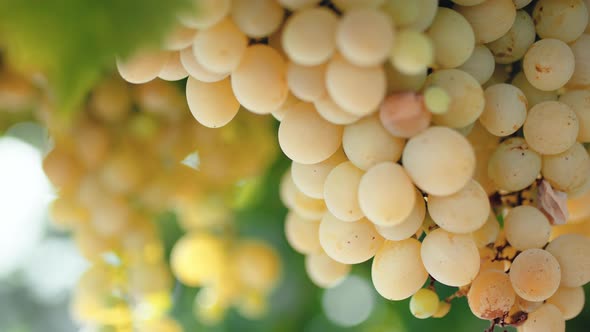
xmin=0 ymin=0 xmax=191 ymax=115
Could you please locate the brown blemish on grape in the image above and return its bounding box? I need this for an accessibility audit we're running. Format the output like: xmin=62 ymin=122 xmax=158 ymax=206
xmin=535 ymin=64 xmax=551 ymax=73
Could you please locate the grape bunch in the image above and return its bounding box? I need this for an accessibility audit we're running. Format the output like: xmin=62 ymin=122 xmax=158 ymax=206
xmin=115 ymin=0 xmax=590 ymax=330
xmin=38 ymin=75 xmax=280 ymax=330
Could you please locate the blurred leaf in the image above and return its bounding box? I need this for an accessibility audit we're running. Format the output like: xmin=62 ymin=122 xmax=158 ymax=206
xmin=0 ymin=0 xmax=190 ymax=115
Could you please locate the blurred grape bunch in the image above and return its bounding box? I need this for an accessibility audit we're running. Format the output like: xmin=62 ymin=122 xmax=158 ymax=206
xmin=37 ymin=73 xmax=281 ymax=330
xmin=0 ymin=0 xmax=191 ymax=115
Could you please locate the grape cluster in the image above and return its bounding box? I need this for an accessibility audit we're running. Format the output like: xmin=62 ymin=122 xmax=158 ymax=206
xmin=39 ymin=75 xmax=279 ymax=330
xmin=116 ymin=0 xmax=590 ymax=330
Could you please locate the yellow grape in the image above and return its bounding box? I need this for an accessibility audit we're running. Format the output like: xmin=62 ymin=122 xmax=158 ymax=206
xmin=410 ymin=288 xmax=440 ymax=319
xmin=546 ymin=286 xmax=585 ymax=320
xmin=467 ymin=269 xmax=515 ymax=319
xmin=504 ymin=206 xmax=551 ymax=250
xmin=509 ymin=249 xmax=561 ymax=301
xmin=305 ymin=251 xmax=351 ymax=288
xmin=546 ymin=234 xmax=590 ymax=287
xmin=358 ymin=162 xmax=416 ymax=227
xmin=170 ymin=232 xmax=227 ymax=287
xmin=427 ymin=179 xmax=490 ymax=234
xmin=291 ymin=149 xmax=348 ymax=199
xmin=278 ymin=102 xmax=343 ymax=165
xmin=371 ymin=238 xmax=428 ymax=300
xmin=521 ymin=304 xmax=565 ymax=332
xmin=323 ymin=161 xmax=365 ymax=222
xmin=319 ymin=213 xmax=384 ymax=264
xmin=342 ymin=114 xmax=405 ymax=171
xmin=233 ymin=241 xmax=281 ymax=293
xmin=421 ymin=228 xmax=480 ymax=287
xmin=285 ymin=211 xmax=321 ymax=255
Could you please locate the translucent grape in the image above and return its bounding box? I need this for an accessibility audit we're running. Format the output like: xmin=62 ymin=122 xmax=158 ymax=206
xmin=336 ymin=8 xmax=394 ymax=67
xmin=282 ymin=8 xmax=339 ymax=66
xmin=487 ymin=10 xmax=536 ymax=64
xmin=319 ymin=213 xmax=384 ymax=264
xmin=323 ymin=161 xmax=365 ymax=222
xmin=546 ymin=234 xmax=590 ymax=287
xmin=371 ymin=238 xmax=428 ymax=300
xmin=342 ymin=115 xmax=405 ymax=170
xmin=559 ymin=90 xmax=590 ymax=142
xmin=291 ymin=149 xmax=348 ymax=199
xmin=192 ymin=19 xmax=248 ymax=74
xmin=231 ymin=0 xmax=284 ymax=38
xmin=421 ymin=228 xmax=480 ymax=287
xmin=325 ymin=54 xmax=387 ymax=116
xmin=426 ymin=8 xmax=475 ymax=68
xmin=533 ymin=0 xmax=588 ymax=43
xmin=410 ymin=288 xmax=440 ymax=319
xmin=279 ymin=102 xmax=343 ymax=165
xmin=547 ymin=286 xmax=585 ymax=320
xmin=163 ymin=25 xmax=197 ymax=51
xmin=233 ymin=241 xmax=281 ymax=293
xmin=504 ymin=206 xmax=551 ymax=250
xmin=379 ymin=92 xmax=432 ymax=138
xmin=375 ymin=189 xmax=425 ymax=241
xmin=423 ymin=87 xmax=451 ymax=114
xmin=457 ymin=45 xmax=495 ymax=85
xmin=456 ymin=0 xmax=516 ymax=44
xmin=170 ymin=233 xmax=226 ymax=287
xmin=272 ymin=92 xmax=299 ymax=122
xmin=428 ymin=179 xmax=490 ymax=234
xmin=381 ymin=0 xmax=420 ymax=27
xmin=521 ymin=304 xmax=565 ymax=332
xmin=511 ymin=71 xmax=557 ymax=107
xmin=358 ymin=162 xmax=416 ymax=226
xmin=305 ymin=252 xmax=351 ymax=288
xmin=116 ymin=50 xmax=168 ymax=84
xmin=286 ymin=62 xmax=327 ymax=102
xmin=467 ymin=270 xmax=515 ymax=319
xmin=231 ymin=45 xmax=289 ymax=114
xmin=568 ymin=189 xmax=590 ymax=223
xmin=523 ymin=39 xmax=575 ymax=91
xmin=285 ymin=212 xmax=321 ymax=255
xmin=404 ymin=0 xmax=438 ymax=31
xmin=471 ymin=213 xmax=500 ymax=248
xmin=523 ymin=101 xmax=578 ymax=155
xmin=279 ymin=168 xmax=297 ymax=209
xmin=487 ymin=138 xmax=541 ymax=193
xmin=390 ymin=29 xmax=433 ymax=75
xmin=402 ymin=126 xmax=476 ymax=196
xmin=567 ymin=34 xmax=590 ymax=89
xmin=425 ymin=69 xmax=485 ymax=128
xmin=179 ymin=47 xmax=228 ymax=83
xmin=314 ymin=93 xmax=361 ymax=125
xmin=159 ymin=51 xmax=189 ymax=81
xmin=433 ymin=301 xmax=451 ymax=318
xmin=186 ymin=77 xmax=239 ymax=128
xmin=509 ymin=249 xmax=561 ymax=301
xmin=479 ymin=83 xmax=527 ymax=137
xmin=542 ymin=142 xmax=590 ymax=193
xmin=292 ymin=188 xmax=327 ymax=221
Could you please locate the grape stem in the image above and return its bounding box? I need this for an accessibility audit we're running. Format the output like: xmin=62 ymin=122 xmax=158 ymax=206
xmin=444 ymin=286 xmax=469 ymax=304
